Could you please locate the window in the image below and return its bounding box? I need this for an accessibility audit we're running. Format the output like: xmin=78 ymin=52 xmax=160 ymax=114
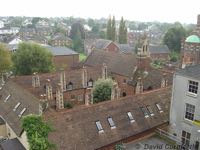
xmin=123 ymin=79 xmax=127 ymax=83
xmin=140 ymin=107 xmax=149 ymax=118
xmin=88 ymin=79 xmax=93 ymax=87
xmin=185 ymin=103 xmax=195 ymax=121
xmin=4 ymin=94 xmax=11 ymax=102
xmin=127 ymin=112 xmax=135 ymax=123
xmin=155 ymin=103 xmax=163 ymax=113
xmin=18 ymin=108 xmax=27 ymax=118
xmin=107 ymin=117 xmax=116 ymax=129
xmin=95 ymin=121 xmax=104 ymax=133
xmin=67 ymin=82 xmax=73 ymax=90
xmin=13 ymin=102 xmax=21 ymax=111
xmin=147 ymin=106 xmax=154 ymax=116
xmin=188 ymin=80 xmax=198 ymax=94
xmin=181 ymin=130 xmax=191 ymax=148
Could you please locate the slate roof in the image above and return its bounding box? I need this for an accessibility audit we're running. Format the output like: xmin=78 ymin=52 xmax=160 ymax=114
xmin=0 ymin=117 xmax=5 ymax=125
xmin=118 ymin=44 xmax=134 ymax=54
xmin=0 ymin=138 xmax=26 ymax=150
xmin=0 ymin=80 xmax=40 ymax=136
xmin=176 ymin=64 xmax=200 ymax=80
xmin=44 ymin=46 xmax=78 ymax=56
xmin=149 ymin=45 xmax=170 ymax=54
xmin=44 ymin=87 xmax=171 ymax=150
xmin=92 ymin=39 xmax=117 ymax=49
xmin=52 ymin=34 xmax=72 ymax=41
xmin=84 ymin=50 xmax=138 ymax=77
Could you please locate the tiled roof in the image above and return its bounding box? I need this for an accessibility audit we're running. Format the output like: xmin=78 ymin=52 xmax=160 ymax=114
xmin=118 ymin=44 xmax=134 ymax=54
xmin=44 ymin=87 xmax=171 ymax=150
xmin=176 ymin=64 xmax=200 ymax=80
xmin=149 ymin=44 xmax=170 ymax=54
xmin=44 ymin=46 xmax=78 ymax=56
xmin=0 ymin=138 xmax=26 ymax=150
xmin=84 ymin=50 xmax=138 ymax=77
xmin=0 ymin=81 xmax=40 ymax=136
xmin=92 ymin=39 xmax=114 ymax=49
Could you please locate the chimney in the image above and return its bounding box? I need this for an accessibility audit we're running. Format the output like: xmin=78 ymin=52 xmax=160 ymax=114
xmin=197 ymin=14 xmax=200 ymax=27
xmin=46 ymin=79 xmax=53 ymax=100
xmin=39 ymin=94 xmax=48 ymax=115
xmin=135 ymin=77 xmax=143 ymax=94
xmin=111 ymin=82 xmax=120 ymax=100
xmin=56 ymin=83 xmax=64 ymax=110
xmin=102 ymin=63 xmax=108 ymax=79
xmin=60 ymin=69 xmax=66 ymax=92
xmin=85 ymin=88 xmax=93 ymax=105
xmin=82 ymin=66 xmax=87 ymax=88
xmin=32 ymin=72 xmax=40 ymax=88
xmin=161 ymin=73 xmax=168 ymax=88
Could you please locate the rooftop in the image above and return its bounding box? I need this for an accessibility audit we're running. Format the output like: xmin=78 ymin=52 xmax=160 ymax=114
xmin=0 ymin=138 xmax=26 ymax=150
xmin=185 ymin=35 xmax=200 ymax=43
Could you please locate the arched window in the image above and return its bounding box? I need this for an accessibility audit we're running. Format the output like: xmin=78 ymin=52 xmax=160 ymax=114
xmin=67 ymin=82 xmax=73 ymax=90
xmin=88 ymin=78 xmax=93 ymax=87
xmin=122 ymin=92 xmax=127 ymax=97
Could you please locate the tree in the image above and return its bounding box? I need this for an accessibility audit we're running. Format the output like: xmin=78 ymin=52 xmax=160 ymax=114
xmin=118 ymin=17 xmax=127 ymax=44
xmin=163 ymin=23 xmax=186 ymax=52
xmin=106 ymin=16 xmax=112 ymax=40
xmin=72 ymin=29 xmax=84 ymax=53
xmin=0 ymin=44 xmax=12 ymax=75
xmin=92 ymin=78 xmax=115 ymax=103
xmin=70 ymin=22 xmax=85 ymax=39
xmin=22 ymin=115 xmax=55 ymax=150
xmin=111 ymin=16 xmax=116 ymax=41
xmin=12 ymin=42 xmax=54 ymax=75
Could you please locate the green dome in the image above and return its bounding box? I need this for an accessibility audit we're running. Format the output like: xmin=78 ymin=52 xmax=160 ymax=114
xmin=185 ymin=35 xmax=200 ymax=43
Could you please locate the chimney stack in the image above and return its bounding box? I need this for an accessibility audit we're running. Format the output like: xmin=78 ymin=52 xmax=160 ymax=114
xmin=111 ymin=82 xmax=120 ymax=100
xmin=135 ymin=77 xmax=143 ymax=94
xmin=46 ymin=79 xmax=53 ymax=100
xmin=85 ymin=88 xmax=93 ymax=105
xmin=161 ymin=73 xmax=168 ymax=88
xmin=56 ymin=83 xmax=64 ymax=110
xmin=32 ymin=72 xmax=40 ymax=88
xmin=60 ymin=69 xmax=66 ymax=92
xmin=82 ymin=66 xmax=87 ymax=88
xmin=102 ymin=63 xmax=108 ymax=79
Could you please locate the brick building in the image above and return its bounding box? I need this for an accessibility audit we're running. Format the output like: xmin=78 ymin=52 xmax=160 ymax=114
xmin=181 ymin=14 xmax=200 ymax=68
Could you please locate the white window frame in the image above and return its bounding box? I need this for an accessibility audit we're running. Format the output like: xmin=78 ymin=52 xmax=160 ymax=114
xmin=4 ymin=94 xmax=11 ymax=102
xmin=18 ymin=108 xmax=27 ymax=118
xmin=188 ymin=80 xmax=198 ymax=95
xmin=141 ymin=107 xmax=149 ymax=118
xmin=108 ymin=117 xmax=116 ymax=129
xmin=184 ymin=103 xmax=195 ymax=121
xmin=147 ymin=106 xmax=154 ymax=116
xmin=127 ymin=112 xmax=135 ymax=123
xmin=13 ymin=102 xmax=21 ymax=112
xmin=95 ymin=121 xmax=104 ymax=133
xmin=155 ymin=103 xmax=163 ymax=113
xmin=181 ymin=130 xmax=191 ymax=148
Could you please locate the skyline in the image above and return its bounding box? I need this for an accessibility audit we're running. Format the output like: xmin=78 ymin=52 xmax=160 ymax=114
xmin=0 ymin=0 xmax=200 ymax=24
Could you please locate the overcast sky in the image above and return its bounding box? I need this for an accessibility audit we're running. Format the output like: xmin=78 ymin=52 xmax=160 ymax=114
xmin=1 ymin=0 xmax=200 ymax=23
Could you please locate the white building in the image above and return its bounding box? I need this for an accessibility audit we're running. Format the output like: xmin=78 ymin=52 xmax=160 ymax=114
xmin=0 ymin=20 xmax=4 ymax=28
xmin=0 ymin=27 xmax=20 ymax=35
xmin=170 ymin=64 xmax=200 ymax=150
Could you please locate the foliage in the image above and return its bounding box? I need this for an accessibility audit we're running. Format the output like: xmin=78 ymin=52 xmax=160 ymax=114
xmin=70 ymin=22 xmax=85 ymax=39
xmin=79 ymin=53 xmax=87 ymax=61
xmin=118 ymin=17 xmax=127 ymax=44
xmin=99 ymin=31 xmax=106 ymax=39
xmin=72 ymin=29 xmax=84 ymax=53
xmin=31 ymin=17 xmax=41 ymax=25
xmin=152 ymin=60 xmax=165 ymax=69
xmin=111 ymin=16 xmax=116 ymax=41
xmin=64 ymin=102 xmax=73 ymax=109
xmin=163 ymin=22 xmax=186 ymax=52
xmin=169 ymin=51 xmax=179 ymax=62
xmin=106 ymin=16 xmax=116 ymax=41
xmin=115 ymin=144 xmax=125 ymax=150
xmin=12 ymin=42 xmax=54 ymax=75
xmin=0 ymin=44 xmax=12 ymax=75
xmin=92 ymin=23 xmax=100 ymax=33
xmin=22 ymin=115 xmax=55 ymax=150
xmin=93 ymin=78 xmax=115 ymax=103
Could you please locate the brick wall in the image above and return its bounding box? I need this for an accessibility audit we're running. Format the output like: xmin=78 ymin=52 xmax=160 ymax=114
xmin=104 ymin=42 xmax=119 ymax=53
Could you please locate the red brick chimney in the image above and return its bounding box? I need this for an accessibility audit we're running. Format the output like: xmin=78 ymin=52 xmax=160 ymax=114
xmin=60 ymin=70 xmax=66 ymax=92
xmin=82 ymin=66 xmax=87 ymax=88
xmin=85 ymin=88 xmax=93 ymax=105
xmin=102 ymin=63 xmax=108 ymax=79
xmin=135 ymin=77 xmax=143 ymax=94
xmin=161 ymin=73 xmax=168 ymax=88
xmin=32 ymin=72 xmax=40 ymax=88
xmin=56 ymin=83 xmax=64 ymax=110
xmin=46 ymin=79 xmax=53 ymax=100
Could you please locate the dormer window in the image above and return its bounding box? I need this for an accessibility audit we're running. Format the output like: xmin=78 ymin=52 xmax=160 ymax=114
xmin=107 ymin=117 xmax=116 ymax=129
xmin=95 ymin=121 xmax=104 ymax=133
xmin=88 ymin=79 xmax=93 ymax=87
xmin=67 ymin=82 xmax=73 ymax=90
xmin=18 ymin=108 xmax=27 ymax=118
xmin=140 ymin=107 xmax=149 ymax=118
xmin=155 ymin=103 xmax=163 ymax=113
xmin=4 ymin=94 xmax=11 ymax=102
xmin=127 ymin=112 xmax=135 ymax=123
xmin=13 ymin=102 xmax=21 ymax=111
xmin=147 ymin=106 xmax=154 ymax=116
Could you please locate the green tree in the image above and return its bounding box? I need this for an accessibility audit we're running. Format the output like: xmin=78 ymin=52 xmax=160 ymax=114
xmin=0 ymin=44 xmax=12 ymax=75
xmin=93 ymin=78 xmax=115 ymax=103
xmin=12 ymin=42 xmax=54 ymax=75
xmin=111 ymin=16 xmax=116 ymax=41
xmin=163 ymin=23 xmax=186 ymax=52
xmin=118 ymin=17 xmax=127 ymax=44
xmin=72 ymin=29 xmax=84 ymax=53
xmin=106 ymin=16 xmax=112 ymax=40
xmin=70 ymin=22 xmax=85 ymax=39
xmin=22 ymin=115 xmax=55 ymax=150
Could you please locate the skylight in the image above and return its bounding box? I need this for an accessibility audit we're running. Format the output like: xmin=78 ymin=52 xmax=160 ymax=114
xmin=147 ymin=106 xmax=154 ymax=116
xmin=13 ymin=102 xmax=21 ymax=112
xmin=127 ymin=112 xmax=135 ymax=123
xmin=0 ymin=87 xmax=2 ymax=90
xmin=95 ymin=121 xmax=104 ymax=133
xmin=108 ymin=117 xmax=116 ymax=129
xmin=18 ymin=108 xmax=27 ymax=118
xmin=155 ymin=103 xmax=163 ymax=113
xmin=141 ymin=107 xmax=149 ymax=118
xmin=4 ymin=94 xmax=11 ymax=102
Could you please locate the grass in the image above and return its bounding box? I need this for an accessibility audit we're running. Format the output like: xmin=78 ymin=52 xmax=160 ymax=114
xmin=79 ymin=53 xmax=87 ymax=61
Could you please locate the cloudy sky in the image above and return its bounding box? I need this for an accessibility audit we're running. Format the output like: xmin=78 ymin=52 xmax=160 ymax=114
xmin=1 ymin=0 xmax=200 ymax=23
